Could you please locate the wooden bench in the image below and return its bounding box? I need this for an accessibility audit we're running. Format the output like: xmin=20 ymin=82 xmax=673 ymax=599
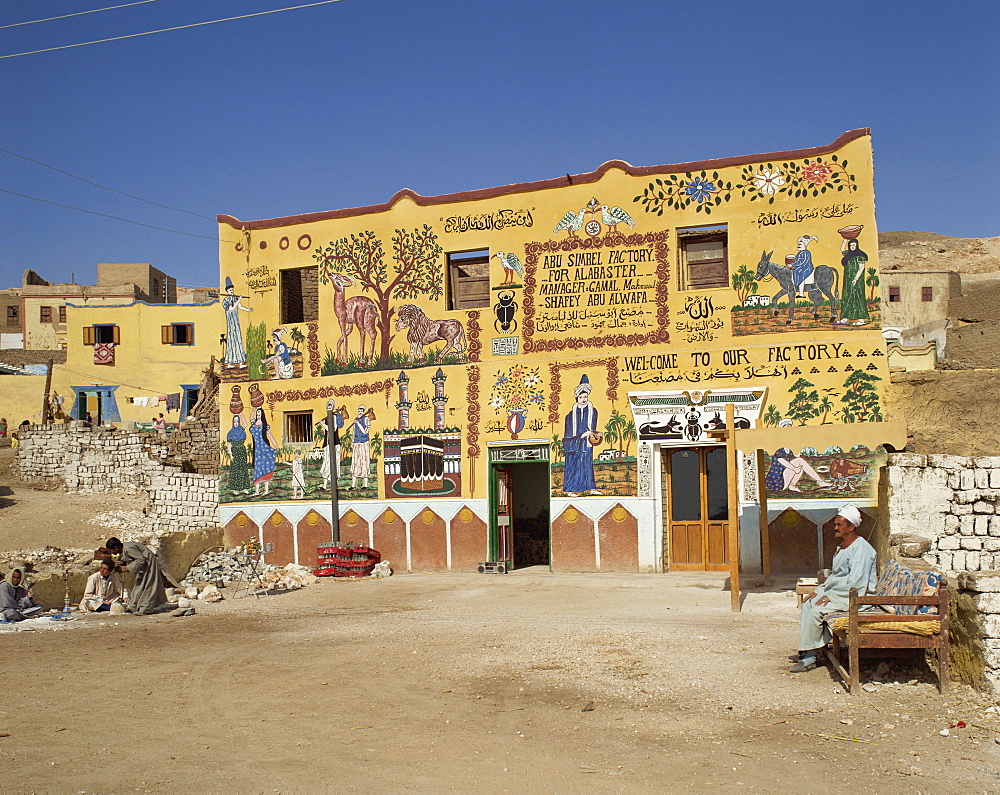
xmin=823 ymin=560 xmax=949 ymax=694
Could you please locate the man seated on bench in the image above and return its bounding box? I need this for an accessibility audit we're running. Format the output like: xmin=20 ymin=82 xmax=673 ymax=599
xmin=791 ymin=505 xmax=876 ymax=673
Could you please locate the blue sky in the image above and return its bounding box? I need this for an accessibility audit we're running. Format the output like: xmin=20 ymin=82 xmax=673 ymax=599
xmin=1 ymin=0 xmax=997 ymax=290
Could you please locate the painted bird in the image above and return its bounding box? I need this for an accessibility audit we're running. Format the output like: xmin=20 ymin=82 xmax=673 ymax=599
xmin=553 ymin=208 xmax=587 ymax=237
xmin=600 ymin=205 xmax=637 ymax=234
xmin=493 ymin=251 xmax=524 ymax=286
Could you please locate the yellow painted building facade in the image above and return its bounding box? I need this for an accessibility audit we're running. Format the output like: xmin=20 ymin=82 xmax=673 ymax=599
xmin=51 ymin=300 xmax=221 ymax=426
xmin=217 ymin=129 xmax=894 ymax=574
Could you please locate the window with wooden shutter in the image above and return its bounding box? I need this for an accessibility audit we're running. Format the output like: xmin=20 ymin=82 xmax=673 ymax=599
xmin=161 ymin=323 xmax=194 ymax=345
xmin=447 ymin=249 xmax=490 ymax=310
xmin=678 ymin=227 xmax=728 ymax=291
xmin=83 ymin=325 xmax=96 ymax=345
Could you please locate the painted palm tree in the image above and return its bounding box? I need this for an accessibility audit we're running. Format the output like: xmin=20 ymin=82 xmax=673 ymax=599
xmin=620 ymin=420 xmax=637 ymax=458
xmin=603 ymin=418 xmax=620 ymax=456
xmin=865 ymin=267 xmax=879 ymax=303
xmin=818 ymin=395 xmax=835 ymax=425
xmin=550 ymin=433 xmax=563 ymax=463
xmin=371 ymin=431 xmax=382 ymax=458
xmin=763 ymin=404 xmax=782 ymax=427
xmin=289 ymin=326 xmax=306 ymax=352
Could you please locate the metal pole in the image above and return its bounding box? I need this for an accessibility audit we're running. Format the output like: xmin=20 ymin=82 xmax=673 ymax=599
xmin=726 ymin=403 xmax=741 ymax=612
xmin=327 ymin=400 xmax=340 ymax=543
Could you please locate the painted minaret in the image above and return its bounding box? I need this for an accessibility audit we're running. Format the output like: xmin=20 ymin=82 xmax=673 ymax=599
xmin=432 ymin=367 xmax=447 ymax=430
xmin=396 ymin=370 xmax=411 ymax=430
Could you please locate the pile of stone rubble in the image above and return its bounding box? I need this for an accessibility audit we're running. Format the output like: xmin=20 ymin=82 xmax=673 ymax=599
xmin=0 ymin=545 xmax=92 ymax=570
xmin=182 ymin=548 xmax=318 ymax=591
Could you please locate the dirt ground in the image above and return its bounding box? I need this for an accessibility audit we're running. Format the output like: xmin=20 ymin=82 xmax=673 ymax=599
xmin=3 ymin=452 xmax=1000 ymax=792
xmin=2 ymin=574 xmax=999 ymax=793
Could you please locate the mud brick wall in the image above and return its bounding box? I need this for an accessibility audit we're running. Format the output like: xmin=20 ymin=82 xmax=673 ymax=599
xmin=146 ymin=472 xmax=219 ymax=534
xmin=15 ymin=421 xmax=220 ymax=533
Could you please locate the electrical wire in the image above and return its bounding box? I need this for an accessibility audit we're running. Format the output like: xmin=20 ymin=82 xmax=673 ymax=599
xmin=0 ymin=1 xmax=165 ymax=30
xmin=0 ymin=186 xmax=239 ymax=243
xmin=0 ymin=0 xmax=349 ymax=59
xmin=0 ymin=147 xmax=215 ymax=222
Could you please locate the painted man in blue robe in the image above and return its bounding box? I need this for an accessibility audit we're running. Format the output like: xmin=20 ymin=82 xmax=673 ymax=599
xmin=789 ymin=235 xmax=819 ymax=297
xmin=562 ymin=374 xmax=602 ymax=496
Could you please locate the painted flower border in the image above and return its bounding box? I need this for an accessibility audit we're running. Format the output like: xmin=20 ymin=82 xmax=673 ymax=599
xmin=633 ymin=155 xmax=857 ymax=216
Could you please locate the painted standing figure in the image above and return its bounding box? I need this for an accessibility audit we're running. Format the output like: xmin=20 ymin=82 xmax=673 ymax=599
xmin=222 ymin=277 xmax=252 ymax=369
xmin=320 ymin=404 xmax=346 ymax=489
xmin=839 ymin=238 xmax=870 ymax=325
xmin=348 ymin=405 xmax=372 ymax=489
xmin=249 ymin=407 xmax=278 ymax=496
xmin=562 ymin=375 xmax=603 ymax=496
xmin=789 ymin=235 xmax=819 ymax=297
xmin=226 ymin=414 xmax=251 ymax=494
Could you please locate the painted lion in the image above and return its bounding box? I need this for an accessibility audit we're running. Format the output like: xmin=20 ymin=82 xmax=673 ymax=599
xmin=394 ymin=304 xmax=466 ymax=364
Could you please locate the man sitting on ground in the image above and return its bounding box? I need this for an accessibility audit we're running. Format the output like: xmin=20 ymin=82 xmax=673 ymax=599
xmin=81 ymin=559 xmax=126 ymax=613
xmin=0 ymin=566 xmax=44 ymax=621
xmin=791 ymin=504 xmax=877 ymax=673
xmin=105 ymin=538 xmax=170 ymax=616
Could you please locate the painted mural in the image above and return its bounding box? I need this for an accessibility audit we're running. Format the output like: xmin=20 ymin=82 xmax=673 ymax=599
xmin=217 ymin=130 xmax=895 ymax=574
xmin=762 ymin=445 xmax=885 ymax=501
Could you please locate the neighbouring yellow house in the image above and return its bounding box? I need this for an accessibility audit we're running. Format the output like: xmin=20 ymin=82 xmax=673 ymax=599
xmin=50 ymin=299 xmax=221 ymax=426
xmin=216 ymin=129 xmax=903 ymax=576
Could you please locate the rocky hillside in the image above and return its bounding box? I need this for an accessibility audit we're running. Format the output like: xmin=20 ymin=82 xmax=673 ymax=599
xmin=879 ymin=232 xmax=999 ymax=279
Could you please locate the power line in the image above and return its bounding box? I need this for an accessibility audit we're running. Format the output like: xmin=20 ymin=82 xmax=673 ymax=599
xmin=0 ymin=0 xmax=349 ymax=59
xmin=0 ymin=147 xmax=215 ymax=222
xmin=0 ymin=186 xmax=238 ymax=243
xmin=0 ymin=1 xmax=165 ymax=30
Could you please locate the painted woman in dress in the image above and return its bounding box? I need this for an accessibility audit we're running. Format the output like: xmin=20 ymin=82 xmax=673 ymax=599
xmin=838 ymin=238 xmax=870 ymax=325
xmin=249 ymin=407 xmax=278 ymax=496
xmin=222 ymin=277 xmax=252 ymax=369
xmin=226 ymin=414 xmax=251 ymax=494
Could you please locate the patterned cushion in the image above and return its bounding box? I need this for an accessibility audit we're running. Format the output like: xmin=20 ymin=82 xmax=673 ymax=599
xmin=872 ymin=559 xmax=942 ymax=615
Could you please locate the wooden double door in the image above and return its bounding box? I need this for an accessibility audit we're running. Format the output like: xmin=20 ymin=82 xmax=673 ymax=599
xmin=664 ymin=446 xmax=729 ymax=571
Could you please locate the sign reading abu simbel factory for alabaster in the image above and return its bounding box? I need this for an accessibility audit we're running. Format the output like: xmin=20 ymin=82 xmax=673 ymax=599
xmin=216 ymin=128 xmax=899 ymax=575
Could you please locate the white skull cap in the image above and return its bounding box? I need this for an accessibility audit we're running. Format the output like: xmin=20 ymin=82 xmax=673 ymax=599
xmin=837 ymin=504 xmax=862 ymax=528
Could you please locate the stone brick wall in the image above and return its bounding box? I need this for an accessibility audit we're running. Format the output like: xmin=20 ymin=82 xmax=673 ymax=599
xmin=887 ymin=453 xmax=1000 ymax=574
xmin=887 ymin=453 xmax=1000 ymax=691
xmin=15 ymin=421 xmax=219 ymax=533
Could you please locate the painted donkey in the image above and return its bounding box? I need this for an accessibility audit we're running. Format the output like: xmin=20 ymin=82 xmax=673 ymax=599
xmin=754 ymin=250 xmax=839 ymax=325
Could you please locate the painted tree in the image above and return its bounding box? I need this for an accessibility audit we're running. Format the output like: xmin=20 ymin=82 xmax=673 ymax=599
xmin=314 ymin=225 xmax=444 ymax=363
xmin=550 ymin=433 xmax=563 ymax=463
xmin=732 ymin=264 xmax=759 ymax=305
xmin=817 ymin=394 xmax=835 ymax=425
xmin=289 ymin=326 xmax=306 ymax=352
xmin=866 ymin=267 xmax=879 ymax=303
xmin=762 ymin=404 xmax=782 ymax=427
xmin=603 ymin=416 xmax=620 ymax=455
xmin=786 ymin=377 xmax=820 ymax=425
xmin=840 ymin=370 xmax=883 ymax=423
xmin=620 ymin=419 xmax=637 ymax=458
